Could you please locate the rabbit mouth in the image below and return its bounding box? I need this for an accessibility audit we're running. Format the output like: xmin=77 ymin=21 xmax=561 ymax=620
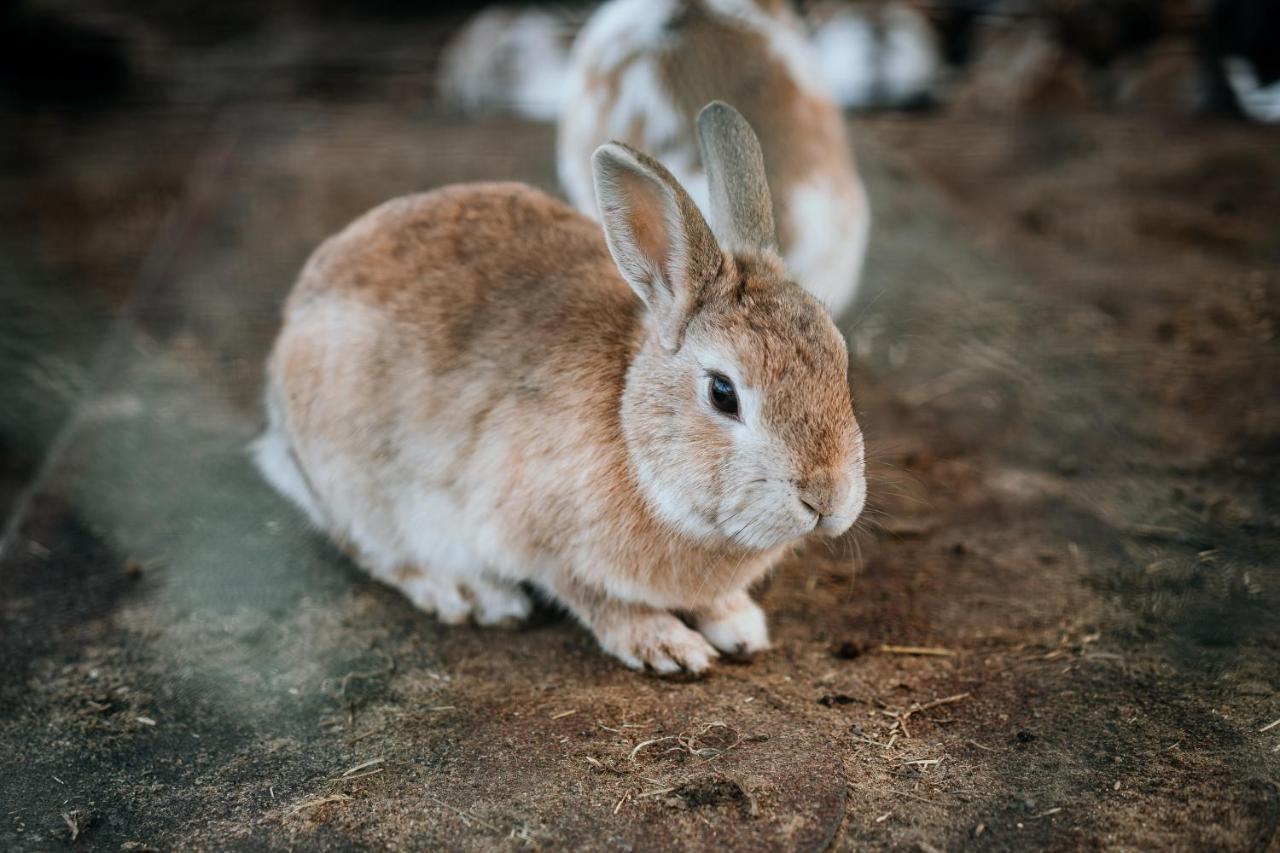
xmin=720 ymin=510 xmax=822 ymax=551
xmin=816 ymin=513 xmax=856 ymax=537
xmin=718 ymin=478 xmax=865 ymax=547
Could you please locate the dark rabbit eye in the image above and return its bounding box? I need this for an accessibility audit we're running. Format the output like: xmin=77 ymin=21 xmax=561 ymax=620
xmin=708 ymin=373 xmax=739 ymax=418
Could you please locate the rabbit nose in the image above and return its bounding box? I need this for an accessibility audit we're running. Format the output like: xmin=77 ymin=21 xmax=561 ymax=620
xmin=795 ymin=473 xmax=845 ymax=518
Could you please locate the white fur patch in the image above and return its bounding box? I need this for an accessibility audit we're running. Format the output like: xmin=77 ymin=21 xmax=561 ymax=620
xmin=1225 ymin=56 xmax=1280 ymax=123
xmin=557 ymin=80 xmax=607 ymax=216
xmin=695 ymin=598 xmax=770 ymax=654
xmin=439 ymin=6 xmax=575 ymax=121
xmin=880 ymin=4 xmax=939 ymax=106
xmin=575 ymin=0 xmax=679 ymax=75
xmin=607 ymin=59 xmax=685 ymax=148
xmin=252 ymin=393 xmax=325 ymax=528
xmin=810 ymin=2 xmax=939 ymax=109
xmin=630 ymin=456 xmax=721 ymax=542
xmin=468 ymin=579 xmax=534 ymax=625
xmin=402 ymin=572 xmax=531 ymax=626
xmin=783 ymin=178 xmax=870 ymax=318
xmin=811 ymin=12 xmax=878 ymax=108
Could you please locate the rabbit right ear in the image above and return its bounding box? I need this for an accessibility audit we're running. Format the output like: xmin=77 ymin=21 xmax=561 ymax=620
xmin=592 ymin=143 xmax=722 ymax=349
xmin=696 ymin=101 xmax=778 ymax=255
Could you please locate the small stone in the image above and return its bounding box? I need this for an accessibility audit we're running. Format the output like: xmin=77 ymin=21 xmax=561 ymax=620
xmin=832 ymin=641 xmax=863 ymax=660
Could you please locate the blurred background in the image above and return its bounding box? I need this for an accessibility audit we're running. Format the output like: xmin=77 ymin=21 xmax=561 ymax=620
xmin=1 ymin=1 xmax=1277 ymax=849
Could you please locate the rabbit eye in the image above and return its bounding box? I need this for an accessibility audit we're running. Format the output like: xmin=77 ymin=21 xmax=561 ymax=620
xmin=707 ymin=373 xmax=739 ymax=418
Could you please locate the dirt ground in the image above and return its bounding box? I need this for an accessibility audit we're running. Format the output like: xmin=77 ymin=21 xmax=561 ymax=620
xmin=1 ymin=8 xmax=1278 ymax=851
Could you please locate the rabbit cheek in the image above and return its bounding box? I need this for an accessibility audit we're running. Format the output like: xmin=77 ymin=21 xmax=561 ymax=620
xmin=624 ymin=416 xmax=724 ymax=541
xmin=714 ymin=472 xmax=796 ymax=551
xmin=674 ymin=417 xmax=736 ymax=538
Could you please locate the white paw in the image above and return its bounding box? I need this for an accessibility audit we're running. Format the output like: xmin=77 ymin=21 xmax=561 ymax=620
xmin=469 ymin=579 xmax=533 ymax=627
xmin=596 ymin=611 xmax=719 ymax=675
xmin=400 ymin=572 xmax=531 ymax=627
xmin=694 ymin=594 xmax=770 ymax=656
xmin=403 ymin=573 xmax=471 ymax=624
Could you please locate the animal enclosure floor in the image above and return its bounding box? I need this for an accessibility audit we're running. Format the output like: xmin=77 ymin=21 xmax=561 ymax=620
xmin=2 ymin=66 xmax=1279 ymax=852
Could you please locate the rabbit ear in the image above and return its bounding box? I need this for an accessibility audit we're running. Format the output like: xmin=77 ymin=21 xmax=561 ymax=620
xmin=696 ymin=101 xmax=777 ymax=255
xmin=592 ymin=142 xmax=722 ymax=349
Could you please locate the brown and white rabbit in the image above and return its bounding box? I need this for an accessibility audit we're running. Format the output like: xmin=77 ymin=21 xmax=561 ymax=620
xmin=557 ymin=0 xmax=870 ymax=321
xmin=255 ymin=102 xmax=866 ymax=674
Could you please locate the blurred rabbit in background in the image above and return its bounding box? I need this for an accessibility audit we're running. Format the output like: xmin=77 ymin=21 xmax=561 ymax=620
xmin=557 ymin=0 xmax=870 ymax=320
xmin=1206 ymin=0 xmax=1280 ymax=122
xmin=438 ymin=5 xmax=581 ymax=121
xmin=940 ymin=0 xmax=1280 ymax=121
xmin=437 ymin=0 xmax=1280 ymax=126
xmin=805 ymin=0 xmax=942 ymax=110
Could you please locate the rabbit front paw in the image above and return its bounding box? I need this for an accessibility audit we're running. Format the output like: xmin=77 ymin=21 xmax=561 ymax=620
xmin=692 ymin=591 xmax=770 ymax=656
xmin=596 ymin=610 xmax=719 ymax=675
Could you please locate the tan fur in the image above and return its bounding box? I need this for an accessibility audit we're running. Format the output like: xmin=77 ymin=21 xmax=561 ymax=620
xmin=258 ymin=146 xmax=864 ymax=672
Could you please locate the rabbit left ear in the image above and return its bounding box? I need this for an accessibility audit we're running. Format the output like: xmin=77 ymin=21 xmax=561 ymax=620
xmin=592 ymin=142 xmax=722 ymax=349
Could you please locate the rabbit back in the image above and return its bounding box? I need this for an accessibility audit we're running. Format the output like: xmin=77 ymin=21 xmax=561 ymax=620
xmin=261 ymin=184 xmax=640 ymax=584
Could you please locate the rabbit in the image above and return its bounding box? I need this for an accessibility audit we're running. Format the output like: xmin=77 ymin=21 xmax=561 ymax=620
xmin=557 ymin=0 xmax=870 ymax=321
xmin=1209 ymin=0 xmax=1280 ymax=122
xmin=437 ymin=5 xmax=580 ymax=122
xmin=254 ymin=101 xmax=866 ymax=674
xmin=806 ymin=1 xmax=942 ymax=111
